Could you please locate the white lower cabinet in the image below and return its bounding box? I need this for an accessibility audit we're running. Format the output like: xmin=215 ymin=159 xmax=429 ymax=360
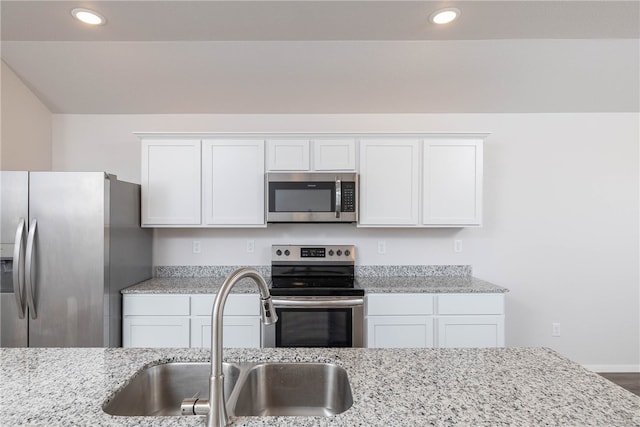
xmin=190 ymin=294 xmax=261 ymax=348
xmin=123 ymin=317 xmax=191 ymax=348
xmin=123 ymin=294 xmax=261 ymax=348
xmin=436 ymin=293 xmax=505 ymax=348
xmin=366 ymin=293 xmax=434 ymax=348
xmin=437 ymin=316 xmax=504 ymax=348
xmin=366 ymin=292 xmax=505 ymax=349
xmin=191 ymin=317 xmax=261 ymax=348
xmin=367 ymin=316 xmax=434 ymax=348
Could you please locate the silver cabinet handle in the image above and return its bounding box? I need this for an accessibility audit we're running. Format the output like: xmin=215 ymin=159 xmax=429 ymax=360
xmin=335 ymin=177 xmax=342 ymax=218
xmin=12 ymin=218 xmax=26 ymax=319
xmin=25 ymin=219 xmax=37 ymax=319
xmin=272 ymin=297 xmax=363 ymax=308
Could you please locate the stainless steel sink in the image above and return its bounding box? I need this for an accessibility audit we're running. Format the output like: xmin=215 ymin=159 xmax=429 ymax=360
xmin=230 ymin=363 xmax=353 ymax=417
xmin=103 ymin=362 xmax=241 ymax=416
xmin=103 ymin=361 xmax=353 ymax=418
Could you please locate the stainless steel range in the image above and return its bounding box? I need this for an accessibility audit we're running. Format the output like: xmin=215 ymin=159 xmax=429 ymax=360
xmin=262 ymin=244 xmax=364 ymax=348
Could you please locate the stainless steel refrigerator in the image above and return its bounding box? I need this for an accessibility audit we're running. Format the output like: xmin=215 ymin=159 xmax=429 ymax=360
xmin=0 ymin=172 xmax=152 ymax=347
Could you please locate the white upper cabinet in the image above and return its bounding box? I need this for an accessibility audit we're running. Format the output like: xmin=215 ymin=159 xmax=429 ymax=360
xmin=423 ymin=139 xmax=483 ymax=226
xmin=141 ymin=139 xmax=201 ymax=226
xmin=266 ymin=138 xmax=356 ymax=171
xmin=313 ymin=139 xmax=356 ymax=170
xmin=267 ymin=139 xmax=310 ymax=171
xmin=358 ymin=139 xmax=420 ymax=225
xmin=202 ymin=139 xmax=265 ymax=225
xmin=140 ymin=133 xmax=483 ymax=228
xmin=358 ymin=135 xmax=485 ymax=228
xmin=140 ymin=136 xmax=266 ymax=227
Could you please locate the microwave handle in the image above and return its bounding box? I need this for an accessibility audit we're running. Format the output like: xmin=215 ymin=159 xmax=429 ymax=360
xmin=335 ymin=177 xmax=341 ymax=218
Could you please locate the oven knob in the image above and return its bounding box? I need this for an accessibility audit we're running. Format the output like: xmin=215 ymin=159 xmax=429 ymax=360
xmin=345 ymin=249 xmax=350 ymax=256
xmin=328 ymin=250 xmax=334 ymax=256
xmin=336 ymin=250 xmax=342 ymax=256
xmin=284 ymin=250 xmax=290 ymax=256
xmin=276 ymin=249 xmax=282 ymax=256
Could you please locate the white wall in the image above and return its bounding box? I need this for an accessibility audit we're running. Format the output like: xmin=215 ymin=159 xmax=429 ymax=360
xmin=51 ymin=113 xmax=639 ymax=370
xmin=1 ymin=61 xmax=52 ymax=170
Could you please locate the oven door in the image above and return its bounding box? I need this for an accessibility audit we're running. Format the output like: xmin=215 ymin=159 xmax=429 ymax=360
xmin=262 ymin=297 xmax=364 ymax=348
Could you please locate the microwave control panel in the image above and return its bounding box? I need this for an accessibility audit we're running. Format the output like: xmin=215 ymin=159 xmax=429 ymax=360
xmin=341 ymin=182 xmax=356 ymax=212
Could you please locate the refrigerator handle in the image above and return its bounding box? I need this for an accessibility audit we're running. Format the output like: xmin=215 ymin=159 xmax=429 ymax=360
xmin=12 ymin=218 xmax=26 ymax=319
xmin=25 ymin=218 xmax=37 ymax=320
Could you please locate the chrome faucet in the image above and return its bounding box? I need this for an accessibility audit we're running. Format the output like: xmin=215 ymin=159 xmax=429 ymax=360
xmin=181 ymin=268 xmax=277 ymax=427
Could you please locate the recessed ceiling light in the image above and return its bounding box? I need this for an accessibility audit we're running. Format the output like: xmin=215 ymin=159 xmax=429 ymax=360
xmin=429 ymin=8 xmax=460 ymax=25
xmin=71 ymin=8 xmax=106 ymax=25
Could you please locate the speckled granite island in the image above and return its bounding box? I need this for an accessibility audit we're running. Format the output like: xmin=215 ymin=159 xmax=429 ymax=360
xmin=1 ymin=347 xmax=638 ymax=426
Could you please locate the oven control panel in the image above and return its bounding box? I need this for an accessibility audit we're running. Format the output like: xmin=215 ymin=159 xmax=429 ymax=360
xmin=272 ymin=245 xmax=355 ymax=263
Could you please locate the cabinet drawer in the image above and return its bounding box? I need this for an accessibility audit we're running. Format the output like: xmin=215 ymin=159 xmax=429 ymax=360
xmin=123 ymin=295 xmax=190 ymax=316
xmin=191 ymin=294 xmax=260 ymax=316
xmin=437 ymin=294 xmax=504 ymax=315
xmin=367 ymin=293 xmax=434 ymax=315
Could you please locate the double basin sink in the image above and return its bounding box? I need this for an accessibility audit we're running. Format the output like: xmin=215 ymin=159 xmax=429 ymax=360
xmin=103 ymin=361 xmax=353 ymax=418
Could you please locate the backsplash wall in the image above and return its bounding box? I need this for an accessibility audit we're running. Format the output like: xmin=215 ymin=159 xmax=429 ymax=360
xmin=152 ymin=225 xmax=474 ymax=266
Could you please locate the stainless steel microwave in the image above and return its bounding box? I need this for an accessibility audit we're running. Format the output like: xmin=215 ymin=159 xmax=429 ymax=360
xmin=266 ymin=173 xmax=358 ymax=223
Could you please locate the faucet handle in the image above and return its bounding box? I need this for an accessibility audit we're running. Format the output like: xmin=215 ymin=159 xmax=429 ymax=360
xmin=181 ymin=395 xmax=210 ymax=416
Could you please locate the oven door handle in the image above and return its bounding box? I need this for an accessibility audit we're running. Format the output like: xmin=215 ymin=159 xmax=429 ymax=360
xmin=272 ymin=297 xmax=363 ymax=308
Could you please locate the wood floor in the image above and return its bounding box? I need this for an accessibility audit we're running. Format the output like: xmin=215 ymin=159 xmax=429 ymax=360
xmin=598 ymin=373 xmax=640 ymax=397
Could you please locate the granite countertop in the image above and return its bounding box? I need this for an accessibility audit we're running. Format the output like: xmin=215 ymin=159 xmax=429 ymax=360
xmin=356 ymin=276 xmax=508 ymax=293
xmin=121 ymin=277 xmax=262 ymax=294
xmin=123 ymin=264 xmax=507 ymax=295
xmin=123 ymin=276 xmax=508 ymax=294
xmin=1 ymin=347 xmax=638 ymax=426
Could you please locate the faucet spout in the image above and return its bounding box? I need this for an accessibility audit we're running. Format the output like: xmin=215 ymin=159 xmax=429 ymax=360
xmin=207 ymin=268 xmax=277 ymax=427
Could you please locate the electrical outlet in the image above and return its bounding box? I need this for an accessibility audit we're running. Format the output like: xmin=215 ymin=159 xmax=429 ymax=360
xmin=377 ymin=240 xmax=386 ymax=254
xmin=454 ymin=240 xmax=463 ymax=253
xmin=552 ymin=323 xmax=561 ymax=337
xmin=192 ymin=240 xmax=201 ymax=254
xmin=246 ymin=239 xmax=255 ymax=253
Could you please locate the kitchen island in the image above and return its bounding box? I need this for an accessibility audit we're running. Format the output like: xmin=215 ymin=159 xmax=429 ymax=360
xmin=1 ymin=347 xmax=638 ymax=426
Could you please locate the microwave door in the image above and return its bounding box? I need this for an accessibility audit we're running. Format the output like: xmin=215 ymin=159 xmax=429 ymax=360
xmin=266 ymin=173 xmax=358 ymax=223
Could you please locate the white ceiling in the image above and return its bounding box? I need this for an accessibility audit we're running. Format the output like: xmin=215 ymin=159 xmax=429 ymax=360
xmin=1 ymin=1 xmax=639 ymax=114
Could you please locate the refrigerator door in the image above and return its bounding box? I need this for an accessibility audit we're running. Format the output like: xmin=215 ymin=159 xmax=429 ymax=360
xmin=27 ymin=172 xmax=109 ymax=347
xmin=106 ymin=177 xmax=152 ymax=346
xmin=0 ymin=171 xmax=29 ymax=347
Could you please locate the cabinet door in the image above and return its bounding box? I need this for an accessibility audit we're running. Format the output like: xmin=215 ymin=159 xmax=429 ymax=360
xmin=191 ymin=317 xmax=261 ymax=348
xmin=423 ymin=139 xmax=483 ymax=225
xmin=359 ymin=139 xmax=420 ymax=225
xmin=313 ymin=139 xmax=356 ymax=171
xmin=437 ymin=316 xmax=505 ymax=348
xmin=267 ymin=139 xmax=310 ymax=171
xmin=367 ymin=316 xmax=434 ymax=348
xmin=123 ymin=317 xmax=190 ymax=348
xmin=202 ymin=139 xmax=265 ymax=225
xmin=141 ymin=139 xmax=201 ymax=226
